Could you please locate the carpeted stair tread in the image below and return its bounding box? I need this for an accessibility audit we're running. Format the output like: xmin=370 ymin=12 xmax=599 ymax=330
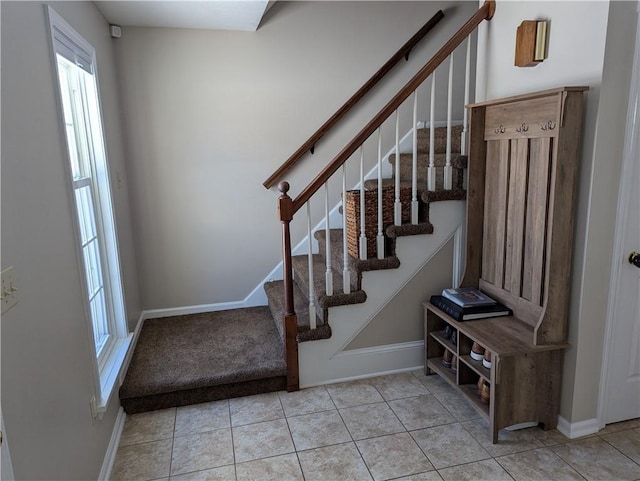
xmin=314 ymin=229 xmax=401 ymax=292
xmin=119 ymin=307 xmax=286 ymax=412
xmin=417 ymin=125 xmax=463 ymax=153
xmin=263 ymin=280 xmax=331 ymax=343
xmin=387 ymin=152 xmax=468 ymax=169
xmin=292 ymin=254 xmax=367 ymax=313
xmin=386 ymin=222 xmax=434 ymax=238
xmin=421 ymin=188 xmax=467 ymax=203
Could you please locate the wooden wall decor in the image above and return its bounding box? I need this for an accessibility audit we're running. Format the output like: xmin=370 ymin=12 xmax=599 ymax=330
xmin=515 ymin=20 xmax=548 ymax=67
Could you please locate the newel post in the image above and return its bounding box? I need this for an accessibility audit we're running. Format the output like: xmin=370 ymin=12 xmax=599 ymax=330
xmin=278 ymin=181 xmax=300 ymax=392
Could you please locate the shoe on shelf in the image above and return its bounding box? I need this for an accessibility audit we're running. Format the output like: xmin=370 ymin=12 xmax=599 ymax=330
xmin=443 ymin=325 xmax=453 ymax=340
xmin=450 ymin=330 xmax=457 ymax=346
xmin=442 ymin=350 xmax=453 ymax=368
xmin=451 ymin=355 xmax=458 ymax=373
xmin=470 ymin=342 xmax=485 ymax=361
xmin=483 ymin=350 xmax=492 ymax=369
xmin=477 ymin=376 xmax=485 ymax=394
xmin=480 ymin=380 xmax=490 ymax=404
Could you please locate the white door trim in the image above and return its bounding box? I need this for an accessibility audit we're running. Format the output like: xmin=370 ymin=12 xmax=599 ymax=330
xmin=597 ymin=3 xmax=640 ymax=429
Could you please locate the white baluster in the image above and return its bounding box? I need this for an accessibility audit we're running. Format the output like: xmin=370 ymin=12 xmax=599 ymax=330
xmin=377 ymin=128 xmax=385 ymax=259
xmin=428 ymin=74 xmax=436 ymax=191
xmin=342 ymin=164 xmax=350 ymax=294
xmin=324 ymin=182 xmax=333 ymax=296
xmin=306 ymin=202 xmax=317 ymax=330
xmin=444 ymin=53 xmax=454 ymax=190
xmin=462 ymin=36 xmax=471 ymax=156
xmin=359 ymin=146 xmax=367 ymax=260
xmin=394 ymin=109 xmax=402 ymax=226
xmin=411 ymin=90 xmax=419 ymax=224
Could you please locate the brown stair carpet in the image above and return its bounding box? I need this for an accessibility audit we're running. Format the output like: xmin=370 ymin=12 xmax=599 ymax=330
xmin=119 ymin=307 xmax=286 ymax=413
xmin=263 ymin=279 xmax=332 ymax=343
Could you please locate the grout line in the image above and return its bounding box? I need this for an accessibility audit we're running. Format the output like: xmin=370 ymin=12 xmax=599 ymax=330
xmin=167 ymin=408 xmax=177 ymax=479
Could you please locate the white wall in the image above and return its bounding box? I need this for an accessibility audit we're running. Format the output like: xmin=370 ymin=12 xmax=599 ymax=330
xmin=475 ymin=0 xmax=636 ymax=426
xmin=114 ymin=1 xmax=478 ymax=310
xmin=1 ymin=1 xmax=140 ymax=479
xmin=346 ymin=239 xmax=454 ymax=350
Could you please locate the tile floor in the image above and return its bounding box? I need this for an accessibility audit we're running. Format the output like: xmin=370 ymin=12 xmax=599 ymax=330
xmin=111 ymin=370 xmax=640 ymax=481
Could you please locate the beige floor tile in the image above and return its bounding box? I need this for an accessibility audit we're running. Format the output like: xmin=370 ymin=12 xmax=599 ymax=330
xmin=431 ymin=390 xmax=481 ymax=422
xmin=171 ymin=429 xmax=234 ymax=476
xmin=413 ymin=372 xmax=459 ymax=398
xmin=551 ymin=436 xmax=640 ymax=481
xmin=496 ymin=447 xmax=584 ymax=481
xmin=232 ymin=418 xmax=295 ymax=463
xmin=411 ymin=423 xmax=490 ymax=469
xmin=527 ymin=427 xmax=570 ymax=446
xmin=169 ymin=465 xmax=236 ymax=481
xmin=601 ymin=427 xmax=640 ymax=464
xmin=393 ymin=472 xmax=444 ymax=481
xmin=287 ymin=409 xmax=352 ymax=451
xmin=298 ymin=442 xmax=373 ymax=481
xmin=229 ymin=392 xmax=284 ymax=427
xmin=236 ymin=453 xmax=304 ymax=481
xmin=388 ymin=395 xmax=455 ymax=431
xmin=120 ymin=408 xmax=176 ymax=446
xmin=339 ymin=402 xmax=405 ymax=440
xmin=279 ymin=386 xmax=335 ymax=417
xmin=598 ymin=418 xmax=640 ymax=435
xmin=357 ymin=432 xmax=434 ymax=481
xmin=326 ymin=379 xmax=384 ymax=408
xmin=111 ymin=438 xmax=172 ymax=481
xmin=461 ymin=418 xmax=543 ymax=457
xmin=175 ymin=400 xmax=230 ymax=437
xmin=438 ymin=459 xmax=513 ymax=481
xmin=370 ymin=373 xmax=430 ymax=401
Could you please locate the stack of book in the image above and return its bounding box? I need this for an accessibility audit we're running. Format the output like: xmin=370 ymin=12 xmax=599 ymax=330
xmin=430 ymin=287 xmax=512 ymax=322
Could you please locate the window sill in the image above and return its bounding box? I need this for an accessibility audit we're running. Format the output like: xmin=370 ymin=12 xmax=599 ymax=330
xmin=94 ymin=334 xmax=133 ymax=418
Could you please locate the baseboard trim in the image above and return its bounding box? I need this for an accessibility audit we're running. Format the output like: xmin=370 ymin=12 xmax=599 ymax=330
xmin=301 ymin=340 xmax=424 ymax=388
xmin=119 ymin=312 xmax=146 ymax=386
xmin=98 ymin=407 xmax=126 ymax=481
xmin=557 ymin=416 xmax=600 ymax=439
xmin=334 ymin=340 xmax=425 ymax=359
xmin=141 ymin=301 xmax=246 ymax=320
xmin=303 ymin=364 xmax=424 ymax=388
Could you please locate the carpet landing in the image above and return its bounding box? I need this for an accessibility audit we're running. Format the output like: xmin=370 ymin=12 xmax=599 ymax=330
xmin=119 ymin=307 xmax=286 ymax=413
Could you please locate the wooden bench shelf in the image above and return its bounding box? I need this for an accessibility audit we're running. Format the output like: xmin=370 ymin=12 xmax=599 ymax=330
xmin=424 ymin=87 xmax=587 ymax=443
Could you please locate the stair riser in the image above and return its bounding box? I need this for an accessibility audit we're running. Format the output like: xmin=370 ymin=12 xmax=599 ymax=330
xmin=121 ymin=377 xmax=287 ymax=414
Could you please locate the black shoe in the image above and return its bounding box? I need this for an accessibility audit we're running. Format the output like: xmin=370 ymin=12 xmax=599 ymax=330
xmin=450 ymin=330 xmax=457 ymax=346
xmin=443 ymin=325 xmax=453 ymax=340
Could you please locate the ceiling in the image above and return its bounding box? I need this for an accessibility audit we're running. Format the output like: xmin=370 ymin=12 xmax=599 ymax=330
xmin=95 ymin=1 xmax=273 ymax=32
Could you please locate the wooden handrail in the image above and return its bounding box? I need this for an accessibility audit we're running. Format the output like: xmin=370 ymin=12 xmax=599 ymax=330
xmin=263 ymin=9 xmax=446 ymax=189
xmin=292 ymin=0 xmax=495 ymax=214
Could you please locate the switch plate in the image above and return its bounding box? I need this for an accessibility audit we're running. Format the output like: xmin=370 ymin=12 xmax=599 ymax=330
xmin=1 ymin=267 xmax=18 ymax=314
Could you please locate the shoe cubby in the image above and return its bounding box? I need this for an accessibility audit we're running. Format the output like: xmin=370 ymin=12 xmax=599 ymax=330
xmin=425 ymin=302 xmax=567 ymax=443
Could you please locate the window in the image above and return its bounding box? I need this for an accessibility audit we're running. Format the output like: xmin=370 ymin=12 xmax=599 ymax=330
xmin=47 ymin=7 xmax=131 ymax=413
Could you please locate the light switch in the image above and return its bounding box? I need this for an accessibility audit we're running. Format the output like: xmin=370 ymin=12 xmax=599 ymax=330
xmin=1 ymin=267 xmax=18 ymax=314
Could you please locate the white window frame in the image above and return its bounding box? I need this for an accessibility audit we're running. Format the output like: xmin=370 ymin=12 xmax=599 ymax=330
xmin=46 ymin=6 xmax=131 ymax=416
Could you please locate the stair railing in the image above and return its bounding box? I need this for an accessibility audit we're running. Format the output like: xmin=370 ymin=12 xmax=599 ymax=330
xmin=278 ymin=1 xmax=495 ymax=392
xmin=263 ymin=9 xmax=446 ymax=190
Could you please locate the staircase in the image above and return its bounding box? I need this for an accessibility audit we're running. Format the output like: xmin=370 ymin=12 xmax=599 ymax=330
xmin=120 ymin=1 xmax=496 ymax=413
xmin=120 ymin=125 xmax=466 ymax=413
xmin=264 ymin=124 xmax=466 ymax=344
